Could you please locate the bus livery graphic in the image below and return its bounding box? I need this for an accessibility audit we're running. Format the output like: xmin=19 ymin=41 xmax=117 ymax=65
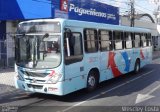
xmin=140 ymin=49 xmax=145 ymax=60
xmin=108 ymin=52 xmax=122 ymax=77
xmin=121 ymin=52 xmax=130 ymax=72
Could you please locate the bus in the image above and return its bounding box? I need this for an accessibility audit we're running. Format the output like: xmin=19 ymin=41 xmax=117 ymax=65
xmin=14 ymin=18 xmax=152 ymax=96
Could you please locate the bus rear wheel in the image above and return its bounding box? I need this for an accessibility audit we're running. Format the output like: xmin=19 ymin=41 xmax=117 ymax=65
xmin=86 ymin=70 xmax=98 ymax=92
xmin=134 ymin=59 xmax=140 ymax=73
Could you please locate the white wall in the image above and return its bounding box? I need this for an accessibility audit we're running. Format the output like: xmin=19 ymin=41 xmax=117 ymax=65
xmin=6 ymin=21 xmax=17 ymax=67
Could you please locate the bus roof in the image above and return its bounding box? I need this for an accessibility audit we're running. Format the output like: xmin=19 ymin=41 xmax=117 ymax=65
xmin=19 ymin=18 xmax=151 ymax=33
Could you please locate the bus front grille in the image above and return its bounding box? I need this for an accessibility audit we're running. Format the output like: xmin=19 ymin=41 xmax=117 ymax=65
xmin=27 ymin=84 xmax=43 ymax=89
xmin=25 ymin=78 xmax=46 ymax=83
xmin=23 ymin=71 xmax=48 ymax=78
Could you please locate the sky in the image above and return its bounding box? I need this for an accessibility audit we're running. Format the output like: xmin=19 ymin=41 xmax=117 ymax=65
xmin=94 ymin=0 xmax=159 ymax=20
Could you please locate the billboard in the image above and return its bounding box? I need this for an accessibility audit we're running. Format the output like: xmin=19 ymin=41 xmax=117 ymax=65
xmin=56 ymin=0 xmax=119 ymax=25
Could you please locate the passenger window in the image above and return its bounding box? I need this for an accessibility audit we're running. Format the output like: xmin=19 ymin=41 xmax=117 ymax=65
xmin=141 ymin=34 xmax=147 ymax=47
xmin=114 ymin=31 xmax=123 ymax=50
xmin=125 ymin=32 xmax=133 ymax=49
xmin=84 ymin=29 xmax=98 ymax=53
xmin=147 ymin=33 xmax=152 ymax=46
xmin=64 ymin=32 xmax=83 ymax=65
xmin=71 ymin=33 xmax=83 ymax=56
xmin=134 ymin=33 xmax=141 ymax=48
xmin=99 ymin=30 xmax=112 ymax=51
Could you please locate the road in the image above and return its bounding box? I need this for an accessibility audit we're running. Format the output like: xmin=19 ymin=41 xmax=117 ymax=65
xmin=0 ymin=63 xmax=160 ymax=112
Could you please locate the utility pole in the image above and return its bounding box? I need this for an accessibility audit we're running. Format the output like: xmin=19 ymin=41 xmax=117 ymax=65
xmin=152 ymin=0 xmax=160 ymax=24
xmin=130 ymin=0 xmax=135 ymax=27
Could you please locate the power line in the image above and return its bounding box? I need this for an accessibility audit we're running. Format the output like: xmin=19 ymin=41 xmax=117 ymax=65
xmin=134 ymin=3 xmax=154 ymax=13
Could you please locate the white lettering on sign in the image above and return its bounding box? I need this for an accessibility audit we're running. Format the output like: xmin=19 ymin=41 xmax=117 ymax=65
xmin=69 ymin=3 xmax=116 ymax=20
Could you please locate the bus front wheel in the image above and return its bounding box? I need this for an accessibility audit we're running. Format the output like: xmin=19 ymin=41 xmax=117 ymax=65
xmin=134 ymin=59 xmax=140 ymax=73
xmin=86 ymin=70 xmax=98 ymax=92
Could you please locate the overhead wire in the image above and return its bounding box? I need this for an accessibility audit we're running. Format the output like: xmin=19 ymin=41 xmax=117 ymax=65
xmin=134 ymin=2 xmax=154 ymax=13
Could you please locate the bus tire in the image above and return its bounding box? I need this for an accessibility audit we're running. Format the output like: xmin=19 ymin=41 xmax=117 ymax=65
xmin=86 ymin=70 xmax=99 ymax=92
xmin=134 ymin=59 xmax=140 ymax=73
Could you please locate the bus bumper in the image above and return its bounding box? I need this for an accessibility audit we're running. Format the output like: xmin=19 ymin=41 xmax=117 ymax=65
xmin=14 ymin=77 xmax=64 ymax=96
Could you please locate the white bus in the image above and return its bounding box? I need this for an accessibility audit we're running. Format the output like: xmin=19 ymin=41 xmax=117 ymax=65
xmin=14 ymin=18 xmax=152 ymax=95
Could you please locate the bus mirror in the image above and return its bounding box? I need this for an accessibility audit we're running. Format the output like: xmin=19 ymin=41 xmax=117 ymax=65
xmin=43 ymin=33 xmax=49 ymax=39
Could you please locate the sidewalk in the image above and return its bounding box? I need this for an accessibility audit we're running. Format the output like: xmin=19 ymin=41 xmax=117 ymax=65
xmin=0 ymin=68 xmax=16 ymax=95
xmin=0 ymin=68 xmax=15 ymax=86
xmin=0 ymin=50 xmax=160 ymax=96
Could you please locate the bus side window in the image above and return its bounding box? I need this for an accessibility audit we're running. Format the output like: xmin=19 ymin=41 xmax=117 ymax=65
xmin=147 ymin=33 xmax=152 ymax=46
xmin=113 ymin=31 xmax=123 ymax=50
xmin=132 ymin=33 xmax=135 ymax=48
xmin=99 ymin=30 xmax=112 ymax=51
xmin=141 ymin=33 xmax=147 ymax=47
xmin=125 ymin=32 xmax=133 ymax=49
xmin=134 ymin=33 xmax=141 ymax=48
xmin=84 ymin=29 xmax=98 ymax=53
xmin=64 ymin=32 xmax=83 ymax=65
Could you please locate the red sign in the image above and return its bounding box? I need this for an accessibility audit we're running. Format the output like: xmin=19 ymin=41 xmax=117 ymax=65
xmin=60 ymin=0 xmax=68 ymax=12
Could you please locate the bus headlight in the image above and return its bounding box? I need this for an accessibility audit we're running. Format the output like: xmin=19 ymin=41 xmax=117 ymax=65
xmin=47 ymin=72 xmax=62 ymax=84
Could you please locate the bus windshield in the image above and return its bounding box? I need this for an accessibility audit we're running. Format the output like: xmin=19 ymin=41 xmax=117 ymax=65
xmin=15 ymin=34 xmax=61 ymax=69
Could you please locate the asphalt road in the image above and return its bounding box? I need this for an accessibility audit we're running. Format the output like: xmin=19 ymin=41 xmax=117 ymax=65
xmin=0 ymin=63 xmax=160 ymax=112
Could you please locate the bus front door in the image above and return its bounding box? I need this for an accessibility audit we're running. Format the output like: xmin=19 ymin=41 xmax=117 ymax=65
xmin=64 ymin=32 xmax=85 ymax=94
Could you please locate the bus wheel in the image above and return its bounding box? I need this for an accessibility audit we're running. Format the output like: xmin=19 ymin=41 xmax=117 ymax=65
xmin=86 ymin=70 xmax=98 ymax=92
xmin=134 ymin=59 xmax=140 ymax=73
